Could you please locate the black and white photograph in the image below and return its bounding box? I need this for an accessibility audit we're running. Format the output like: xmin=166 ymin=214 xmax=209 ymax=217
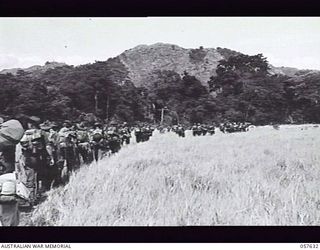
xmin=0 ymin=17 xmax=320 ymax=228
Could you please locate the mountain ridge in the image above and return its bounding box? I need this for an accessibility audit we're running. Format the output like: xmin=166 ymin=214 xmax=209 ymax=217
xmin=1 ymin=43 xmax=317 ymax=86
xmin=1 ymin=43 xmax=320 ymax=125
xmin=0 ymin=61 xmax=67 ymax=76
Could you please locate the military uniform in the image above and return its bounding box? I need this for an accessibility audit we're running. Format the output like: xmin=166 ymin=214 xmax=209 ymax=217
xmin=175 ymin=125 xmax=185 ymax=137
xmin=0 ymin=119 xmax=25 ymax=226
xmin=90 ymin=125 xmax=105 ymax=161
xmin=119 ymin=126 xmax=131 ymax=145
xmin=134 ymin=127 xmax=143 ymax=143
xmin=208 ymin=125 xmax=215 ymax=135
xmin=192 ymin=125 xmax=198 ymax=136
xmin=20 ymin=126 xmax=50 ymax=201
xmin=105 ymin=128 xmax=121 ymax=154
xmin=57 ymin=123 xmax=79 ymax=182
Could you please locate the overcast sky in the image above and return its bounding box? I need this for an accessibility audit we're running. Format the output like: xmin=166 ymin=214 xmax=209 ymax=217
xmin=1 ymin=17 xmax=319 ymax=70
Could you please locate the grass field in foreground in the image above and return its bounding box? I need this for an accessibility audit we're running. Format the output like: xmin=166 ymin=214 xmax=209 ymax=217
xmin=30 ymin=125 xmax=320 ymax=226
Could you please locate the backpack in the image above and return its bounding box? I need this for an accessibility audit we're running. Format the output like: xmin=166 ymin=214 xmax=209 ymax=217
xmin=58 ymin=128 xmax=72 ymax=144
xmin=0 ymin=120 xmax=24 ymax=150
xmin=0 ymin=172 xmax=30 ymax=203
xmin=20 ymin=129 xmax=43 ymax=149
xmin=48 ymin=130 xmax=59 ymax=144
xmin=92 ymin=129 xmax=103 ymax=142
xmin=77 ymin=130 xmax=88 ymax=143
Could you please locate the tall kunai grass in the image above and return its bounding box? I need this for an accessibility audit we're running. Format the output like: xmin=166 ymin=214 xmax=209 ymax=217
xmin=29 ymin=125 xmax=320 ymax=225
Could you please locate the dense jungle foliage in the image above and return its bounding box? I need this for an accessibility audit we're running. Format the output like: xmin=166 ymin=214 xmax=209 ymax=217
xmin=1 ymin=53 xmax=319 ymax=125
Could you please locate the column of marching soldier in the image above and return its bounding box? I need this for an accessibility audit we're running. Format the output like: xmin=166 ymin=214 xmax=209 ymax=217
xmin=163 ymin=122 xmax=251 ymax=137
xmin=0 ymin=116 xmax=157 ymax=226
xmin=16 ymin=117 xmax=160 ymax=204
xmin=0 ymin=115 xmax=251 ymax=226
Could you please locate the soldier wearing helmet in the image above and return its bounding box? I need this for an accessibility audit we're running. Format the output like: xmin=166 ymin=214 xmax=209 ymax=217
xmin=119 ymin=122 xmax=131 ymax=145
xmin=76 ymin=122 xmax=92 ymax=164
xmin=19 ymin=116 xmax=50 ymax=202
xmin=105 ymin=126 xmax=121 ymax=154
xmin=89 ymin=122 xmax=105 ymax=161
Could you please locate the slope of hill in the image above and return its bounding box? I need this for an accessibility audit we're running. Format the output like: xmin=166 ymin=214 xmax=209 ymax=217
xmin=118 ymin=43 xmax=318 ymax=87
xmin=118 ymin=43 xmax=235 ymax=87
xmin=268 ymin=66 xmax=320 ymax=77
xmin=0 ymin=61 xmax=67 ymax=77
xmin=29 ymin=126 xmax=320 ymax=226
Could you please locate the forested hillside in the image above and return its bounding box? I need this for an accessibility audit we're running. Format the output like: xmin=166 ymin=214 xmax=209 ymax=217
xmin=0 ymin=43 xmax=319 ymax=125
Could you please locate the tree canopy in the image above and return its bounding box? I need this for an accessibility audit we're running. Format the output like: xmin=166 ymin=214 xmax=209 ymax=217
xmin=1 ymin=53 xmax=319 ymax=125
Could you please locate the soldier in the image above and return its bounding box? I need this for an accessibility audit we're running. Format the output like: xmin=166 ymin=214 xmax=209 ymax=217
xmin=172 ymin=125 xmax=178 ymax=134
xmin=40 ymin=120 xmax=53 ymax=159
xmin=201 ymin=124 xmax=208 ymax=136
xmin=158 ymin=125 xmax=165 ymax=134
xmin=176 ymin=124 xmax=185 ymax=137
xmin=46 ymin=122 xmax=59 ymax=166
xmin=134 ymin=125 xmax=143 ymax=143
xmin=40 ymin=120 xmax=52 ymax=137
xmin=208 ymin=124 xmax=215 ymax=135
xmin=231 ymin=122 xmax=237 ymax=133
xmin=243 ymin=122 xmax=251 ymax=132
xmin=119 ymin=122 xmax=131 ymax=145
xmin=195 ymin=123 xmax=202 ymax=136
xmin=105 ymin=126 xmax=121 ymax=154
xmin=19 ymin=116 xmax=51 ymax=202
xmin=90 ymin=122 xmax=105 ymax=161
xmin=76 ymin=122 xmax=92 ymax=164
xmin=192 ymin=123 xmax=198 ymax=136
xmin=0 ymin=119 xmax=26 ymax=226
xmin=44 ymin=122 xmax=63 ymax=188
xmin=224 ymin=122 xmax=232 ymax=133
xmin=220 ymin=123 xmax=224 ymax=133
xmin=234 ymin=122 xmax=240 ymax=132
xmin=140 ymin=125 xmax=151 ymax=142
xmin=147 ymin=125 xmax=154 ymax=139
xmin=57 ymin=120 xmax=79 ymax=182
